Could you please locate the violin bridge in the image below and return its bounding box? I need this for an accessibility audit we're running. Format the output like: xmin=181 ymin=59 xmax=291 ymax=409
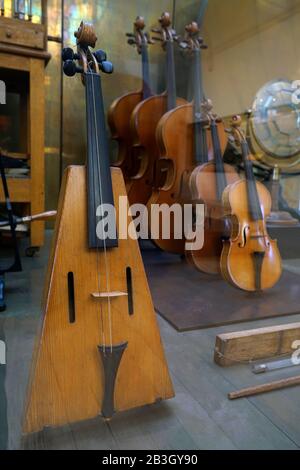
xmin=91 ymin=291 xmax=128 ymax=299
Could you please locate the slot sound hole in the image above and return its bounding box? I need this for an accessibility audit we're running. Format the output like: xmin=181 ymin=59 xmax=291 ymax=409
xmin=126 ymin=267 xmax=133 ymax=315
xmin=67 ymin=272 xmax=76 ymax=323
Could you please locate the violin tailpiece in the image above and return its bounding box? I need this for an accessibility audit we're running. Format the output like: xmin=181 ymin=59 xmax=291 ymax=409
xmin=98 ymin=342 xmax=128 ymax=419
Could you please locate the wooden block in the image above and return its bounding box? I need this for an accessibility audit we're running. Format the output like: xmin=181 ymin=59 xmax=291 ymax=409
xmin=0 ymin=17 xmax=45 ymax=50
xmin=214 ymin=323 xmax=300 ymax=367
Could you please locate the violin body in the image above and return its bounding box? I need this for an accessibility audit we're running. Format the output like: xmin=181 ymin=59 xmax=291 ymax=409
xmin=186 ymin=162 xmax=240 ymax=273
xmin=108 ymin=90 xmax=143 ymax=178
xmin=220 ymin=179 xmax=282 ymax=291
xmin=127 ymin=94 xmax=186 ymax=206
xmin=23 ymin=166 xmax=174 ymax=434
xmin=147 ymin=103 xmax=227 ymax=254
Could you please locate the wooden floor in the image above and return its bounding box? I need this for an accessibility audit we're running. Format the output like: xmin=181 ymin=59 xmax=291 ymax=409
xmin=1 ymin=231 xmax=300 ymax=450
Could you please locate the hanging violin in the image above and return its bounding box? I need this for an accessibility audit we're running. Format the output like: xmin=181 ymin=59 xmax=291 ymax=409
xmin=23 ymin=22 xmax=173 ymax=434
xmin=220 ymin=116 xmax=282 ymax=291
xmin=185 ymin=100 xmax=240 ymax=274
xmin=147 ymin=22 xmax=227 ymax=255
xmin=127 ymin=11 xmax=186 ymax=206
xmin=108 ymin=16 xmax=153 ymax=180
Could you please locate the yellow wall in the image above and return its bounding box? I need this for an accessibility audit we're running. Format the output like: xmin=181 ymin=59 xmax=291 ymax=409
xmin=202 ymin=0 xmax=300 ymax=116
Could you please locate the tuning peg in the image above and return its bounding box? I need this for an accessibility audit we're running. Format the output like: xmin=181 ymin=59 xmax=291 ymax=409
xmin=62 ymin=47 xmax=74 ymax=61
xmin=126 ymin=33 xmax=135 ymax=37
xmin=100 ymin=61 xmax=113 ymax=74
xmin=127 ymin=38 xmax=137 ymax=45
xmin=63 ymin=60 xmax=82 ymax=77
xmin=62 ymin=47 xmax=80 ymax=62
xmin=94 ymin=49 xmax=107 ymax=64
xmin=179 ymin=41 xmax=189 ymax=50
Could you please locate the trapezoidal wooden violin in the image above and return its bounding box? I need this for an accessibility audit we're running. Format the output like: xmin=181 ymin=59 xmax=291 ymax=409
xmin=23 ymin=21 xmax=173 ymax=434
xmin=108 ymin=16 xmax=153 ymax=180
xmin=220 ymin=115 xmax=282 ymax=291
xmin=127 ymin=11 xmax=186 ymax=206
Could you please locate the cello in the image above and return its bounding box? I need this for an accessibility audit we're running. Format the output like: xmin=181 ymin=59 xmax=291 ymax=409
xmin=127 ymin=12 xmax=186 ymax=206
xmin=108 ymin=16 xmax=153 ymax=180
xmin=23 ymin=22 xmax=174 ymax=434
xmin=220 ymin=116 xmax=282 ymax=291
xmin=147 ymin=21 xmax=227 ymax=254
xmin=185 ymin=100 xmax=240 ymax=274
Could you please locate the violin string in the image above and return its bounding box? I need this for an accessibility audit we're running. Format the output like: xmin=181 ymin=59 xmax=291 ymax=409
xmin=90 ymin=65 xmax=114 ymax=352
xmin=85 ymin=58 xmax=105 ymax=350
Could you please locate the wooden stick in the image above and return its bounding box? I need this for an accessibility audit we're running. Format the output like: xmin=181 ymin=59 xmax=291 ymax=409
xmin=0 ymin=211 xmax=56 ymax=228
xmin=228 ymin=375 xmax=300 ymax=400
xmin=21 ymin=210 xmax=57 ymax=223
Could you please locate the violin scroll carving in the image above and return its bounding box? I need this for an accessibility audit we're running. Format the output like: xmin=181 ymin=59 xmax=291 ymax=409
xmin=151 ymin=12 xmax=178 ymax=48
xmin=61 ymin=21 xmax=113 ymax=78
xmin=126 ymin=16 xmax=154 ymax=54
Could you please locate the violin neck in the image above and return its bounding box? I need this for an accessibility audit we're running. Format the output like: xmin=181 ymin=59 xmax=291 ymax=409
xmin=211 ymin=120 xmax=227 ymax=200
xmin=193 ymin=49 xmax=208 ymax=165
xmin=141 ymin=44 xmax=152 ymax=99
xmin=166 ymin=40 xmax=177 ymax=111
xmin=241 ymin=141 xmax=263 ymax=221
xmin=85 ymin=72 xmax=118 ymax=249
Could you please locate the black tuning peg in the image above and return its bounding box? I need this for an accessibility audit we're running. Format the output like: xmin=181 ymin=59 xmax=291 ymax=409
xmin=99 ymin=60 xmax=113 ymax=74
xmin=62 ymin=47 xmax=74 ymax=62
xmin=63 ymin=60 xmax=82 ymax=77
xmin=94 ymin=49 xmax=107 ymax=64
xmin=62 ymin=47 xmax=80 ymax=62
xmin=127 ymin=38 xmax=136 ymax=45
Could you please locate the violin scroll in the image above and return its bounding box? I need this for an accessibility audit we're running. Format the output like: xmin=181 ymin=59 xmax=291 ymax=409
xmin=151 ymin=12 xmax=178 ymax=47
xmin=126 ymin=16 xmax=153 ymax=53
xmin=74 ymin=21 xmax=97 ymax=48
xmin=178 ymin=21 xmax=208 ymax=52
xmin=62 ymin=22 xmax=113 ymax=77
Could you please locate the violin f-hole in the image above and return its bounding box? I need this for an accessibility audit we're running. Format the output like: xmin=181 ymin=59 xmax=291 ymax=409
xmin=238 ymin=225 xmax=249 ymax=248
xmin=67 ymin=272 xmax=76 ymax=323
